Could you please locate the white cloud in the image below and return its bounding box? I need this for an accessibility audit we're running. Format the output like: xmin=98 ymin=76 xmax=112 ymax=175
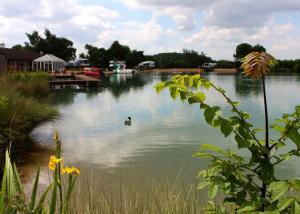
xmin=0 ymin=0 xmax=300 ymax=59
xmin=95 ymin=15 xmax=181 ymax=54
xmin=163 ymin=7 xmax=196 ymax=31
xmin=184 ymin=22 xmax=300 ymax=59
xmin=0 ymin=0 xmax=119 ymax=49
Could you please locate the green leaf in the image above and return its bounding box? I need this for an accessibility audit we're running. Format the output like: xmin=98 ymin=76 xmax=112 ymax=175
xmin=234 ymin=135 xmax=250 ymax=148
xmin=287 ymin=127 xmax=300 ymax=148
xmin=188 ymin=92 xmax=206 ymax=104
xmin=197 ymin=181 xmax=211 ymax=190
xmin=237 ymin=205 xmax=257 ymax=213
xmin=13 ymin=163 xmax=24 ymax=195
xmin=201 ymin=144 xmax=223 ymax=153
xmin=154 ymin=82 xmax=166 ymax=94
xmin=29 ymin=167 xmax=40 ymax=211
xmin=49 ymin=175 xmax=57 ymax=214
xmin=169 ymin=87 xmax=179 ymax=100
xmin=290 ymin=180 xmax=300 ymax=191
xmin=220 ymin=120 xmax=233 ymax=137
xmin=193 ymin=152 xmax=214 ymax=159
xmin=208 ymin=184 xmax=218 ymax=199
xmin=269 ymin=181 xmax=289 ymax=202
xmin=294 ymin=201 xmax=300 ymax=214
xmin=277 ymin=198 xmax=293 ymax=211
xmin=35 ymin=183 xmax=53 ymax=212
xmin=204 ymin=106 xmax=222 ymax=126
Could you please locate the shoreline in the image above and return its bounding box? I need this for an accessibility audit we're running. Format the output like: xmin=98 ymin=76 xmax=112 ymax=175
xmin=143 ymin=68 xmax=238 ymax=75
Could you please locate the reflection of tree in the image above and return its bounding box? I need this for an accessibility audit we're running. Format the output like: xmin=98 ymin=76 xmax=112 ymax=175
xmin=235 ymin=74 xmax=262 ymax=97
xmin=101 ymin=74 xmax=148 ymax=98
xmin=49 ymin=89 xmax=77 ymax=106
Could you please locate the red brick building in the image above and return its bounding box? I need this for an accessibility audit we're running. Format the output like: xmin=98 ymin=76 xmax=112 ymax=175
xmin=0 ymin=48 xmax=41 ymax=72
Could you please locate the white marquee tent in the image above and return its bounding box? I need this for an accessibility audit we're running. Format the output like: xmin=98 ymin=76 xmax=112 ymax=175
xmin=32 ymin=54 xmax=66 ymax=72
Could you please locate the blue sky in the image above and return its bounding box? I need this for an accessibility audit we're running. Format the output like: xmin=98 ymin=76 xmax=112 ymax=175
xmin=0 ymin=0 xmax=300 ymax=60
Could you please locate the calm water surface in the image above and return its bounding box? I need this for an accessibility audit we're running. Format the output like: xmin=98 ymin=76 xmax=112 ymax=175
xmin=23 ymin=73 xmax=300 ymax=191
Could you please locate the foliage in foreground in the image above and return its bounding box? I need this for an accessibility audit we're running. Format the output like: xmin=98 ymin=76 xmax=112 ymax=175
xmin=0 ymin=132 xmax=80 ymax=213
xmin=155 ymin=52 xmax=300 ymax=213
xmin=0 ymin=73 xmax=57 ymax=161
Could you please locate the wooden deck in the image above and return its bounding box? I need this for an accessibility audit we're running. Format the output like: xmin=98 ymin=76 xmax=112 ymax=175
xmin=49 ymin=73 xmax=100 ymax=87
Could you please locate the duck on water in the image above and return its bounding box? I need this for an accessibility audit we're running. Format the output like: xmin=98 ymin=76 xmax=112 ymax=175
xmin=124 ymin=117 xmax=131 ymax=126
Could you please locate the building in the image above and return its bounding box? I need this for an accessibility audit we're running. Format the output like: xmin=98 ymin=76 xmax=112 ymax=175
xmin=33 ymin=54 xmax=66 ymax=72
xmin=138 ymin=61 xmax=155 ymax=68
xmin=202 ymin=62 xmax=217 ymax=68
xmin=67 ymin=58 xmax=90 ymax=67
xmin=0 ymin=48 xmax=41 ymax=72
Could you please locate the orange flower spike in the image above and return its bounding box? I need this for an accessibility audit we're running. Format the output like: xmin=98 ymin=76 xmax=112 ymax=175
xmin=241 ymin=52 xmax=277 ymax=80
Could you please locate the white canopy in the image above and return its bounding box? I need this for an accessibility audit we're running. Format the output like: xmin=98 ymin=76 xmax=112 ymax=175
xmin=32 ymin=54 xmax=66 ymax=72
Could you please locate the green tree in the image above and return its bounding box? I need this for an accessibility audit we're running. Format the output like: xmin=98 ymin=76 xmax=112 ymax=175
xmin=234 ymin=43 xmax=266 ymax=62
xmin=155 ymin=52 xmax=300 ymax=213
xmin=25 ymin=29 xmax=76 ymax=61
xmin=107 ymin=41 xmax=131 ymax=61
xmin=11 ymin=44 xmax=23 ymax=50
xmin=252 ymin=44 xmax=266 ymax=52
xmin=84 ymin=44 xmax=107 ymax=67
xmin=234 ymin=43 xmax=253 ymax=62
xmin=152 ymin=50 xmax=212 ymax=68
xmin=79 ymin=52 xmax=87 ymax=59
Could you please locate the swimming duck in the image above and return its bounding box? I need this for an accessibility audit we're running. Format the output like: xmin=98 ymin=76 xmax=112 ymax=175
xmin=124 ymin=117 xmax=131 ymax=126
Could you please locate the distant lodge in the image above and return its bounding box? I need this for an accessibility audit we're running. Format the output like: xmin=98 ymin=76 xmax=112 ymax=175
xmin=0 ymin=48 xmax=41 ymax=72
xmin=0 ymin=47 xmax=66 ymax=73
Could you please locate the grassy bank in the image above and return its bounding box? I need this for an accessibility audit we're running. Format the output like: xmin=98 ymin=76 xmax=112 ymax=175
xmin=0 ymin=72 xmax=58 ymax=165
xmin=69 ymin=179 xmax=206 ymax=214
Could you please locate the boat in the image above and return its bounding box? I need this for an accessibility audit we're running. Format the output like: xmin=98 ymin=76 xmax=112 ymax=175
xmin=103 ymin=64 xmax=133 ymax=75
xmin=83 ymin=67 xmax=101 ymax=77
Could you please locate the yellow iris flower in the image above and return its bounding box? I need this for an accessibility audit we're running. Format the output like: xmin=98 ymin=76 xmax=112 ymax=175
xmin=48 ymin=161 xmax=56 ymax=171
xmin=48 ymin=155 xmax=63 ymax=171
xmin=61 ymin=166 xmax=80 ymax=175
xmin=50 ymin=155 xmax=62 ymax=164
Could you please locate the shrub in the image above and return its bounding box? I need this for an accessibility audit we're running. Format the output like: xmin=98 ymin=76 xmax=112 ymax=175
xmin=155 ymin=52 xmax=300 ymax=213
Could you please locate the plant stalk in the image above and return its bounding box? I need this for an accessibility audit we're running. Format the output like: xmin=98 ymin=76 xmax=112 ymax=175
xmin=262 ymin=75 xmax=269 ymax=150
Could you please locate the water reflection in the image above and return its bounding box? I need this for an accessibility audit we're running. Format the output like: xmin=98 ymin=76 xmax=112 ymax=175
xmin=235 ymin=74 xmax=262 ymax=97
xmin=101 ymin=73 xmax=148 ymax=98
xmin=26 ymin=73 xmax=300 ymax=190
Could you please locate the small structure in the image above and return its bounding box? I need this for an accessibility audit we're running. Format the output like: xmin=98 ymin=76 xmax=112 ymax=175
xmin=33 ymin=54 xmax=66 ymax=72
xmin=0 ymin=48 xmax=41 ymax=72
xmin=202 ymin=62 xmax=217 ymax=68
xmin=67 ymin=58 xmax=90 ymax=67
xmin=138 ymin=61 xmax=155 ymax=69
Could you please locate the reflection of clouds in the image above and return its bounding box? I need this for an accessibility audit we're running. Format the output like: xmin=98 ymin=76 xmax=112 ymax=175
xmin=32 ymin=74 xmax=300 ymax=172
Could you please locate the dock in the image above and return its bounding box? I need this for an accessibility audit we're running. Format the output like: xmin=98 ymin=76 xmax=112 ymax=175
xmin=48 ymin=73 xmax=100 ymax=87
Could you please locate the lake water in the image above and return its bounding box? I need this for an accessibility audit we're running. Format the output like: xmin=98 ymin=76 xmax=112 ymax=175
xmin=22 ymin=73 xmax=300 ymax=194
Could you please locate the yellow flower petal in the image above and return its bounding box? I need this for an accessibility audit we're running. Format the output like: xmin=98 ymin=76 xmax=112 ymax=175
xmin=48 ymin=161 xmax=56 ymax=171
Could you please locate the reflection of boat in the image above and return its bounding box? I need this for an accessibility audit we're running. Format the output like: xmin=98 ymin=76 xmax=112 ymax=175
xmin=83 ymin=67 xmax=101 ymax=77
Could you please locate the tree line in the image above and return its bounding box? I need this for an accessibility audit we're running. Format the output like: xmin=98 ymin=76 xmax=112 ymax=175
xmin=11 ymin=29 xmax=300 ymax=71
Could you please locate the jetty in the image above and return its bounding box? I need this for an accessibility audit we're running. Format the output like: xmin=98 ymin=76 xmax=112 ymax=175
xmin=48 ymin=73 xmax=100 ymax=87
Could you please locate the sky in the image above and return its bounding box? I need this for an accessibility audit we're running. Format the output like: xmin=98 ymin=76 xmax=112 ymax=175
xmin=0 ymin=0 xmax=300 ymax=60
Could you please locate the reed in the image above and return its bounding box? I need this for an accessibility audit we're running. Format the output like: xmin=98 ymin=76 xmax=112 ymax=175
xmin=0 ymin=72 xmax=58 ymax=169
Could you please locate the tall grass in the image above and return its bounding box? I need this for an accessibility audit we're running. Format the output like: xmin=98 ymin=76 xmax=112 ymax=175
xmin=6 ymin=72 xmax=51 ymax=98
xmin=0 ymin=72 xmax=58 ymax=170
xmin=70 ymin=178 xmax=206 ymax=214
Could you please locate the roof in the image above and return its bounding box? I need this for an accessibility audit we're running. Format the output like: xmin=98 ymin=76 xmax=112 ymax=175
xmin=0 ymin=48 xmax=41 ymax=61
xmin=33 ymin=54 xmax=66 ymax=63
